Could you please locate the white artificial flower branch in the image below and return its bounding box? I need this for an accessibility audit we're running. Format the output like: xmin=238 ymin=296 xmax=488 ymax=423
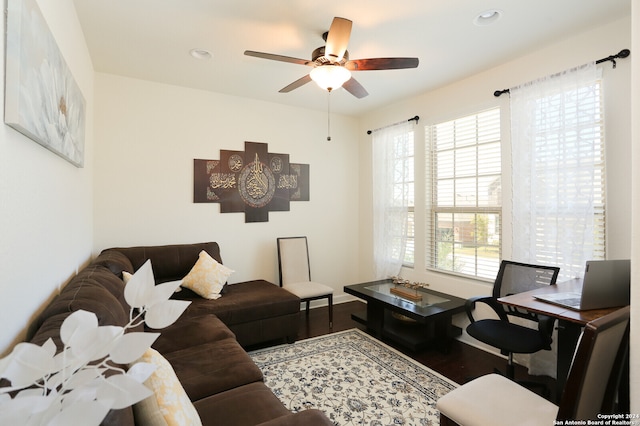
xmin=0 ymin=260 xmax=190 ymax=426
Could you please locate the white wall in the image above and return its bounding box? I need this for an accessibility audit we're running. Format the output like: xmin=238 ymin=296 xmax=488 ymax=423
xmin=92 ymin=74 xmax=361 ymax=295
xmin=630 ymin=0 xmax=639 ymax=415
xmin=0 ymin=0 xmax=94 ymax=355
xmin=359 ymin=17 xmax=632 ymax=300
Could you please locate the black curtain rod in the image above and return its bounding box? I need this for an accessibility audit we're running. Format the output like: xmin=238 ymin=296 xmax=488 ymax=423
xmin=367 ymin=116 xmax=419 ymax=135
xmin=493 ymin=48 xmax=630 ymax=97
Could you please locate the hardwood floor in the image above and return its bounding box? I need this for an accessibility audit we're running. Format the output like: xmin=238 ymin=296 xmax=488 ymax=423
xmin=296 ymin=300 xmax=557 ymax=402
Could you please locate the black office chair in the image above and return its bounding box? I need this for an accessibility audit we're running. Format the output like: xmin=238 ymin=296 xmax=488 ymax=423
xmin=465 ymin=260 xmax=560 ymax=384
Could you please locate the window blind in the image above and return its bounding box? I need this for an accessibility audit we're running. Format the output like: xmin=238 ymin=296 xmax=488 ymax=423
xmin=425 ymin=108 xmax=502 ymax=279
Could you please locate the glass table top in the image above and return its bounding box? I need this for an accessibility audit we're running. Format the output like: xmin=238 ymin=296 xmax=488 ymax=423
xmin=364 ymin=283 xmax=450 ymax=307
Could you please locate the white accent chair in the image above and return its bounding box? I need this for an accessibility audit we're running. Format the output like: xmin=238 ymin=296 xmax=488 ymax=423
xmin=277 ymin=236 xmax=333 ymax=328
xmin=436 ymin=306 xmax=630 ymax=425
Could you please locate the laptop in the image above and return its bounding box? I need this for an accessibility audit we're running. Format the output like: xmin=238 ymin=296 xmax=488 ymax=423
xmin=534 ymin=259 xmax=630 ymax=311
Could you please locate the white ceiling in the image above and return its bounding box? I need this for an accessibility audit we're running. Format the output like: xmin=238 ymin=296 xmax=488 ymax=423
xmin=72 ymin=0 xmax=630 ymax=117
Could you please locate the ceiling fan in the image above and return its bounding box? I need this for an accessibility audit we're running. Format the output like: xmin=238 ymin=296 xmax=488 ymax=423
xmin=244 ymin=17 xmax=419 ymax=98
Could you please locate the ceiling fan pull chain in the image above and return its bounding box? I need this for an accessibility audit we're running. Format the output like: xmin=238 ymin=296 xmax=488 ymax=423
xmin=327 ymin=90 xmax=332 ymax=141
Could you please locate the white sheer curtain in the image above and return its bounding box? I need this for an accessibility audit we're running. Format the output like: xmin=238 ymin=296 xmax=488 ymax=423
xmin=511 ymin=62 xmax=603 ymax=279
xmin=510 ymin=62 xmax=604 ymax=377
xmin=372 ymin=121 xmax=413 ymax=279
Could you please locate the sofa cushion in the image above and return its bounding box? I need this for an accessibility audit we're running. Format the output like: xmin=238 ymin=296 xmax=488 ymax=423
xmin=220 ymin=312 xmax=300 ymax=348
xmin=93 ymin=249 xmax=135 ymax=278
xmin=71 ymin=265 xmax=132 ymax=312
xmin=193 ymin=382 xmax=290 ymax=426
xmin=173 ymin=280 xmax=300 ymax=326
xmin=29 ymin=312 xmax=73 ymax=349
xmin=181 ymin=250 xmax=233 ymax=299
xmin=132 ymin=348 xmax=202 ymax=426
xmin=151 ymin=314 xmax=235 ymax=355
xmin=163 ymin=337 xmax=264 ymax=402
xmin=109 ymin=242 xmax=222 ymax=283
xmin=33 ymin=282 xmax=129 ymax=342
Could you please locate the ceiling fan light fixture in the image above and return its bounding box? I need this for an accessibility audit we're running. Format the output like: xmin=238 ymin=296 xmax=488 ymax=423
xmin=310 ymin=65 xmax=351 ymax=91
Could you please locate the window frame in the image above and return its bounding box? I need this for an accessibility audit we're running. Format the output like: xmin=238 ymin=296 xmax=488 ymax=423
xmin=425 ymin=107 xmax=502 ymax=280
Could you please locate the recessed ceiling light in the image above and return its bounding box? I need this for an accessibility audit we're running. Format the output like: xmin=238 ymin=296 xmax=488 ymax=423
xmin=474 ymin=9 xmax=502 ymax=26
xmin=189 ymin=48 xmax=212 ymax=60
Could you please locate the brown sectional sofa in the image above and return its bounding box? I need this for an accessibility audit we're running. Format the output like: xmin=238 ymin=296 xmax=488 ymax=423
xmin=15 ymin=242 xmax=333 ymax=426
xmin=99 ymin=242 xmax=301 ymax=347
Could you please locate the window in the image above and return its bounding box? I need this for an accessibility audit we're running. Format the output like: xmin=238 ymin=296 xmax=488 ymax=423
xmin=385 ymin=130 xmax=415 ymax=266
xmin=372 ymin=122 xmax=414 ymax=279
xmin=426 ymin=108 xmax=501 ymax=279
xmin=396 ymin=134 xmax=415 ymax=266
xmin=510 ymin=64 xmax=604 ymax=280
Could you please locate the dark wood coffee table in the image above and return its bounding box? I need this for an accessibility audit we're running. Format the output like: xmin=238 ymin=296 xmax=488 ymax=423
xmin=344 ymin=279 xmax=466 ymax=352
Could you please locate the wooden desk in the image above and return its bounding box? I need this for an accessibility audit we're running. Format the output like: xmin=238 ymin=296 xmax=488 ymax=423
xmin=498 ymin=279 xmax=622 ymax=398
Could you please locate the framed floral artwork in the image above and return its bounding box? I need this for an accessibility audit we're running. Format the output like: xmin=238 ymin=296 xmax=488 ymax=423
xmin=4 ymin=0 xmax=86 ymax=167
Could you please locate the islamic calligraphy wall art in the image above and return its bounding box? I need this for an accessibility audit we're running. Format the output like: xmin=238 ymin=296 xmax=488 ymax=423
xmin=194 ymin=141 xmax=309 ymax=222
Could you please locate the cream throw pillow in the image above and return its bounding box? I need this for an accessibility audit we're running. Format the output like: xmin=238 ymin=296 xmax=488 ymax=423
xmin=181 ymin=250 xmax=234 ymax=299
xmin=133 ymin=348 xmax=202 ymax=426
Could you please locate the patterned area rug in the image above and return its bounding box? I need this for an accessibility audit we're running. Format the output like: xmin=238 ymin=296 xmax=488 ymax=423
xmin=249 ymin=329 xmax=458 ymax=426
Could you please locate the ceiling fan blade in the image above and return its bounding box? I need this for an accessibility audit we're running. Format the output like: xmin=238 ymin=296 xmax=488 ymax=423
xmin=244 ymin=50 xmax=312 ymax=66
xmin=279 ymin=74 xmax=313 ymax=93
xmin=342 ymin=77 xmax=368 ymax=98
xmin=324 ymin=17 xmax=352 ymax=63
xmin=345 ymin=57 xmax=419 ymax=71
